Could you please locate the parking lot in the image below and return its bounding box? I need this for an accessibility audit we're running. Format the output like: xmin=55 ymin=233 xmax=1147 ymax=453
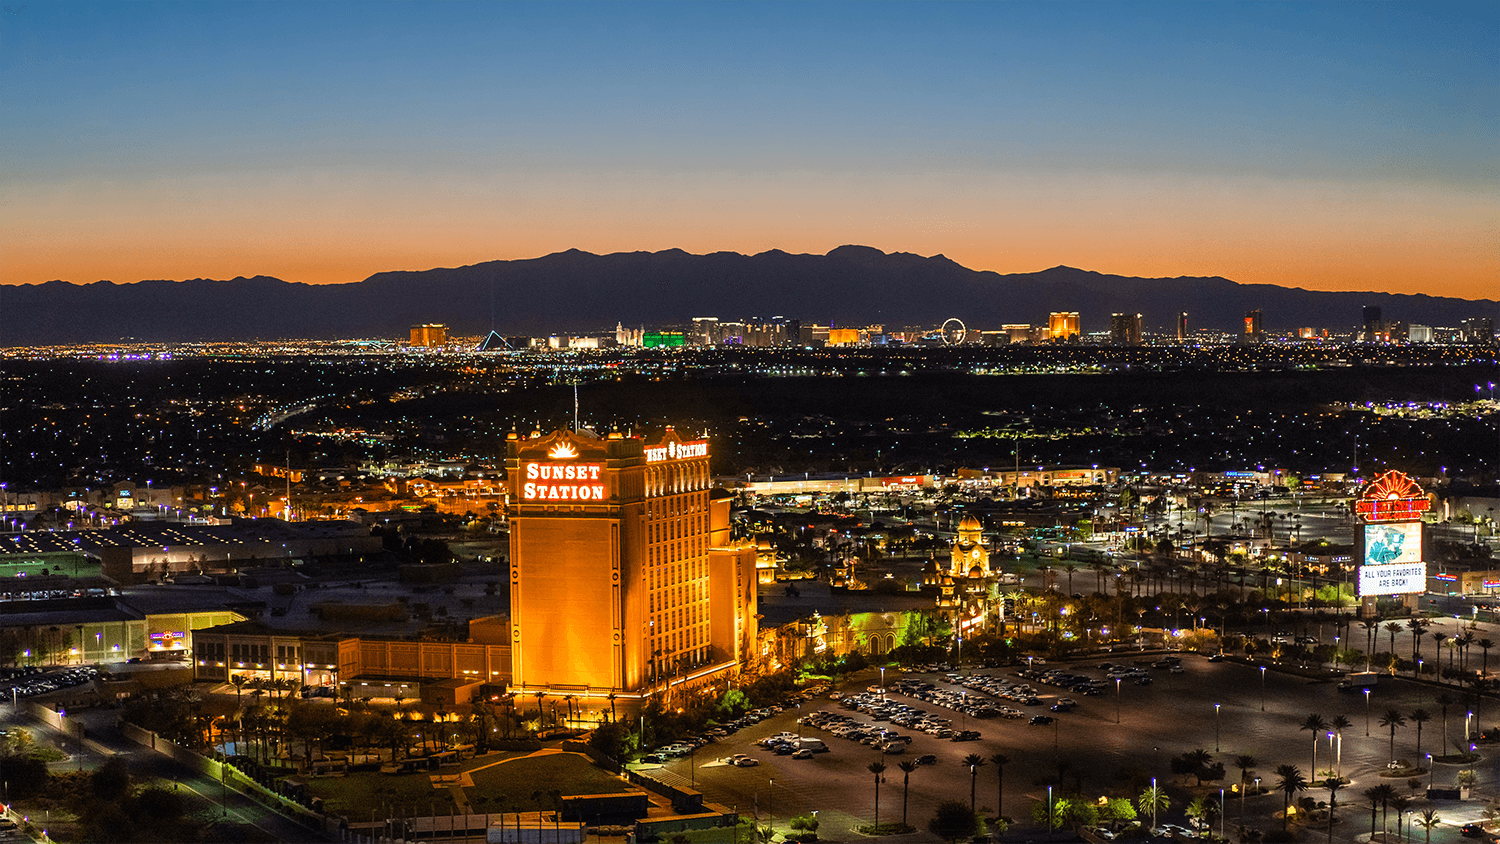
xmin=642 ymin=653 xmax=1499 ymax=843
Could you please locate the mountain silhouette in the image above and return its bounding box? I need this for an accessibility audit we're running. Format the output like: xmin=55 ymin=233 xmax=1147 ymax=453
xmin=1 ymin=247 xmax=1493 ymax=344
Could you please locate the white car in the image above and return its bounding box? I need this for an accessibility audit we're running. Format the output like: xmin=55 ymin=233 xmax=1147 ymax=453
xmin=735 ymin=756 xmax=760 ymax=767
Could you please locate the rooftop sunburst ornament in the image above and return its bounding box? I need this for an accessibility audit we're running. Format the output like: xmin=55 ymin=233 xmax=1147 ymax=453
xmin=547 ymin=441 xmax=578 ymax=460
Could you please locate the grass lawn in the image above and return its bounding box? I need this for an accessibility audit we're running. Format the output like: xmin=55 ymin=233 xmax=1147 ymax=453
xmin=305 ymin=749 xmax=628 ymax=819
xmin=465 ymin=750 xmax=629 ymax=808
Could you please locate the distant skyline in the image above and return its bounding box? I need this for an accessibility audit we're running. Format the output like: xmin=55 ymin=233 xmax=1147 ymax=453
xmin=2 ymin=1 xmax=1495 ymax=299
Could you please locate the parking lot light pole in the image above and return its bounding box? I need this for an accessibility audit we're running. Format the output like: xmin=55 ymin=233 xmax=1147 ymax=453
xmin=1260 ymin=667 xmax=1266 ymax=711
xmin=1115 ymin=678 xmax=1122 ymax=724
xmin=1364 ymin=688 xmax=1372 ymax=736
xmin=1215 ymin=703 xmax=1221 ymax=751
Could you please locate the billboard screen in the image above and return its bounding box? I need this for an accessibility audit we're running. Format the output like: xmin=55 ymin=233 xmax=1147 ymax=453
xmin=1359 ymin=562 xmax=1427 ymax=596
xmin=1359 ymin=522 xmax=1425 ymax=596
xmin=1364 ymin=522 xmax=1422 ymax=566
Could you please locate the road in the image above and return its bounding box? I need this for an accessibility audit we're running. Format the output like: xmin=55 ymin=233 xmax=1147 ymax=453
xmin=2 ymin=702 xmax=332 ymax=843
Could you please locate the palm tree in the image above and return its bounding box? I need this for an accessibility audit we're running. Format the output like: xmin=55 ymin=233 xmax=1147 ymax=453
xmin=1139 ymin=782 xmax=1169 ymax=831
xmin=1330 ymin=715 xmax=1352 ymax=777
xmin=1479 ymin=639 xmax=1495 ymax=679
xmin=1300 ymin=714 xmax=1328 ymax=774
xmin=962 ymin=753 xmax=986 ymax=813
xmin=868 ymin=761 xmax=887 ymax=829
xmin=1418 ymin=809 xmax=1441 ymax=843
xmin=1410 ymin=709 xmax=1432 ymax=758
xmin=1274 ymin=765 xmax=1307 ymax=832
xmin=1380 ymin=710 xmax=1407 ymax=761
xmin=1431 ymin=632 xmax=1449 ymax=679
xmin=897 ymin=760 xmax=919 ymax=827
xmin=1386 ymin=622 xmax=1403 ymax=660
xmin=1324 ymin=777 xmax=1343 ymax=843
xmin=1410 ymin=619 xmax=1429 ymax=677
xmin=989 ymin=752 xmax=1010 ymax=822
xmin=1361 ymin=619 xmax=1381 ymax=669
xmin=1437 ymin=692 xmax=1456 ymax=752
xmin=1390 ymin=796 xmax=1411 ymax=842
xmin=1234 ymin=754 xmax=1257 ymax=795
xmin=1367 ymin=783 xmax=1397 ymax=839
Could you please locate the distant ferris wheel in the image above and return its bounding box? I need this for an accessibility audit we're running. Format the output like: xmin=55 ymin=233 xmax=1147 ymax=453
xmin=941 ymin=318 xmax=966 ymax=345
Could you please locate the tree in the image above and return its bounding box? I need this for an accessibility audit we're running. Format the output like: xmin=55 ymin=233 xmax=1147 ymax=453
xmin=1139 ymin=782 xmax=1170 ymax=830
xmin=1418 ymin=809 xmax=1441 ymax=844
xmin=1323 ymin=777 xmax=1343 ymax=842
xmin=989 ymin=752 xmax=1010 ymax=822
xmin=1381 ymin=709 xmax=1407 ymax=761
xmin=928 ymin=801 xmax=979 ymax=843
xmin=1410 ymin=708 xmax=1432 ymax=759
xmin=897 ymin=760 xmax=919 ymax=828
xmin=1300 ymin=714 xmax=1328 ymax=775
xmin=1437 ymin=693 xmax=1456 ymax=752
xmin=962 ymin=753 xmax=986 ymax=813
xmin=1235 ymin=754 xmax=1257 ymax=791
xmin=1274 ymin=764 xmax=1307 ymax=832
xmin=868 ymin=761 xmax=887 ymax=829
xmin=1330 ymin=714 xmax=1353 ymax=776
xmin=1367 ymin=783 xmax=1398 ymax=838
xmin=1479 ymin=639 xmax=1494 ymax=679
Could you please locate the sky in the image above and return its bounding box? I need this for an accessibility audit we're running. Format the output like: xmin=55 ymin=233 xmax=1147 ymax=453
xmin=1 ymin=1 xmax=1496 ymax=298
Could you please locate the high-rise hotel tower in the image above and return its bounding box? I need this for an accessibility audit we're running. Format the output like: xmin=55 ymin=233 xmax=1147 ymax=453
xmin=505 ymin=427 xmax=756 ymax=714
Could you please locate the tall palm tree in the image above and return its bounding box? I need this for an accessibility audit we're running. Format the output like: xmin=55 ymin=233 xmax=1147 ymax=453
xmin=1300 ymin=714 xmax=1328 ymax=775
xmin=1274 ymin=764 xmax=1307 ymax=832
xmin=963 ymin=753 xmax=986 ymax=813
xmin=1366 ymin=783 xmax=1398 ymax=839
xmin=1324 ymin=777 xmax=1343 ymax=842
xmin=1410 ymin=619 xmax=1429 ymax=677
xmin=1437 ymin=693 xmax=1456 ymax=752
xmin=1478 ymin=639 xmax=1495 ymax=679
xmin=1410 ymin=709 xmax=1432 ymax=759
xmin=1234 ymin=754 xmax=1256 ymax=789
xmin=1391 ymin=796 xmax=1412 ymax=842
xmin=1380 ymin=710 xmax=1408 ymax=761
xmin=1431 ymin=632 xmax=1449 ymax=679
xmin=897 ymin=760 xmax=919 ymax=828
xmin=989 ymin=753 xmax=1010 ymax=822
xmin=1330 ymin=715 xmax=1352 ymax=777
xmin=868 ymin=761 xmax=887 ymax=829
xmin=1386 ymin=622 xmax=1404 ymax=660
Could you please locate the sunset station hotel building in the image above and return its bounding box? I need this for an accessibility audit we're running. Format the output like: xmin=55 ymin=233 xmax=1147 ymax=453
xmin=506 ymin=427 xmax=758 ymax=716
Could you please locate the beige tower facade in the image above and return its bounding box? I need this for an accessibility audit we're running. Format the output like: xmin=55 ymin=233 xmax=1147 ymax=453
xmin=506 ymin=427 xmax=754 ymax=715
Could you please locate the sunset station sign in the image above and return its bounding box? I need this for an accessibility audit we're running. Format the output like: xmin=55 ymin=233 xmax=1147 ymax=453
xmin=644 ymin=440 xmax=707 ymax=463
xmin=521 ymin=462 xmax=606 ymax=501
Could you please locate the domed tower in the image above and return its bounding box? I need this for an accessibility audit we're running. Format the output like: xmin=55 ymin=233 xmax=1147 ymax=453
xmin=950 ymin=514 xmax=990 ymax=578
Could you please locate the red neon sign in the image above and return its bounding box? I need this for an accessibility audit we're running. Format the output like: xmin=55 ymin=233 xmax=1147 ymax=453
xmin=1354 ymin=470 xmax=1430 ymax=523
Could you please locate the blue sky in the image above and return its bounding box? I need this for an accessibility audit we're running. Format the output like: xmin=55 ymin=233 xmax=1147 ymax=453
xmin=2 ymin=1 xmax=1495 ymax=295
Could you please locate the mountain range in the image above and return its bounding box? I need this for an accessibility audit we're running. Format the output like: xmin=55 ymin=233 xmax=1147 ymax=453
xmin=1 ymin=245 xmax=1493 ymax=345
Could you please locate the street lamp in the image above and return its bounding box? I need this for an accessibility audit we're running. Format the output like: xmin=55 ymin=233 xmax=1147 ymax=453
xmin=1116 ymin=678 xmax=1122 ymax=724
xmin=1259 ymin=666 xmax=1266 ymax=711
xmin=1215 ymin=703 xmax=1221 ymax=752
xmin=1364 ymin=688 xmax=1372 ymax=736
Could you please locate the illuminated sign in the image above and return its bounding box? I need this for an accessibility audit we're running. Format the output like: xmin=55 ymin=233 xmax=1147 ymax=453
xmin=1354 ymin=471 xmax=1431 ymax=523
xmin=547 ymin=442 xmax=579 ymax=460
xmin=1434 ymin=574 xmax=1458 ymax=582
xmin=521 ymin=462 xmax=606 ymax=501
xmin=1364 ymin=522 xmax=1421 ymax=567
xmin=881 ymin=476 xmax=924 ymax=488
xmin=644 ymin=440 xmax=708 ymax=462
xmin=1359 ymin=562 xmax=1426 ymax=596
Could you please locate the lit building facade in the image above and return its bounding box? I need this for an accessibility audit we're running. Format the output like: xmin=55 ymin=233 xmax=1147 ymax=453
xmin=1048 ymin=312 xmax=1080 ymax=341
xmin=506 ymin=428 xmax=755 ymax=713
xmin=410 ymin=324 xmax=448 ymax=347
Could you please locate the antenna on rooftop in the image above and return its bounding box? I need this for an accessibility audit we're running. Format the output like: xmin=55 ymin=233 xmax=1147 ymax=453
xmin=574 ymin=382 xmax=580 ymax=432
